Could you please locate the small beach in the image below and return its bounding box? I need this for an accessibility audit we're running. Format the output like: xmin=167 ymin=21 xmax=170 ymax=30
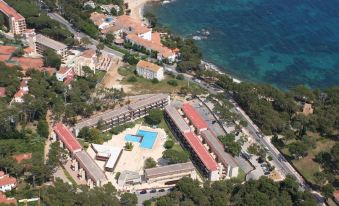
xmin=125 ymin=0 xmax=160 ymax=21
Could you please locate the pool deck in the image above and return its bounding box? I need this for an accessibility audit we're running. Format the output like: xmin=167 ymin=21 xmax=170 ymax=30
xmin=87 ymin=124 xmax=167 ymax=190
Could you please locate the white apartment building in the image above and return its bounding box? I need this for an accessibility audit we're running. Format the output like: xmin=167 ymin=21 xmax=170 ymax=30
xmin=74 ymin=49 xmax=97 ymax=76
xmin=0 ymin=0 xmax=26 ymax=35
xmin=35 ymin=34 xmax=68 ymax=59
xmin=136 ymin=60 xmax=164 ymax=81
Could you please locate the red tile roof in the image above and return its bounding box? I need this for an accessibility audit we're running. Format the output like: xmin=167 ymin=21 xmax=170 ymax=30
xmin=13 ymin=153 xmax=32 ymax=163
xmin=10 ymin=57 xmax=43 ymax=71
xmin=0 ymin=173 xmax=16 ymax=187
xmin=0 ymin=45 xmax=17 ymax=55
xmin=14 ymin=89 xmax=24 ymax=98
xmin=0 ymin=0 xmax=24 ymax=20
xmin=0 ymin=192 xmax=16 ymax=205
xmin=0 ymin=87 xmax=5 ymax=97
xmin=183 ymin=132 xmax=218 ymax=171
xmin=182 ymin=103 xmax=208 ymax=131
xmin=53 ymin=122 xmax=82 ymax=153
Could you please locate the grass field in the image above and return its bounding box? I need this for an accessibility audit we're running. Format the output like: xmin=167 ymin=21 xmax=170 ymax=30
xmin=290 ymin=134 xmax=335 ymax=184
xmin=118 ymin=66 xmax=206 ymax=95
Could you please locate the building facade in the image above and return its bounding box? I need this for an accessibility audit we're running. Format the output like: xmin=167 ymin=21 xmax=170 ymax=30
xmin=0 ymin=0 xmax=26 ymax=35
xmin=35 ymin=34 xmax=68 ymax=59
xmin=136 ymin=60 xmax=164 ymax=81
xmin=73 ymin=93 xmax=170 ymax=136
xmin=74 ymin=49 xmax=97 ymax=76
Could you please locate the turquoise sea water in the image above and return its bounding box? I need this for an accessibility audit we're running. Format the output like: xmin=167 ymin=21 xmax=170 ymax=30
xmin=145 ymin=0 xmax=339 ymax=89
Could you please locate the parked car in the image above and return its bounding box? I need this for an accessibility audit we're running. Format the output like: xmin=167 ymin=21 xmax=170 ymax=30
xmin=150 ymin=189 xmax=157 ymax=193
xmin=140 ymin=190 xmax=147 ymax=194
xmin=158 ymin=189 xmax=165 ymax=192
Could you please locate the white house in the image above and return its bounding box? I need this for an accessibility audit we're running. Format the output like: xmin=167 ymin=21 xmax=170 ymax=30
xmin=74 ymin=49 xmax=97 ymax=76
xmin=83 ymin=1 xmax=96 ymax=9
xmin=0 ymin=171 xmax=16 ymax=192
xmin=136 ymin=60 xmax=164 ymax=81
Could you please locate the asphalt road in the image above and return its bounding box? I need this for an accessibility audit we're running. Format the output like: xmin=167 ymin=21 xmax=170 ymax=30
xmin=47 ymin=12 xmax=124 ymax=58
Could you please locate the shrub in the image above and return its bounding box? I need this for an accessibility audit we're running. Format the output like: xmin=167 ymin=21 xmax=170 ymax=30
xmin=176 ymin=74 xmax=185 ymax=80
xmin=145 ymin=109 xmax=163 ymax=125
xmin=164 ymin=140 xmax=174 ymax=149
xmin=144 ymin=157 xmax=157 ymax=169
xmin=167 ymin=79 xmax=178 ymax=87
xmin=127 ymin=76 xmax=137 ymax=82
xmin=151 ymin=78 xmax=159 ymax=84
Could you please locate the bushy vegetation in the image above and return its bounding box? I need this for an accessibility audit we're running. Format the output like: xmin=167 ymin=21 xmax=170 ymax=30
xmin=110 ymin=122 xmax=136 ymax=135
xmin=162 ymin=149 xmax=189 ymax=164
xmin=144 ymin=157 xmax=157 ymax=169
xmin=152 ymin=176 xmax=317 ymax=206
xmin=145 ymin=109 xmax=163 ymax=125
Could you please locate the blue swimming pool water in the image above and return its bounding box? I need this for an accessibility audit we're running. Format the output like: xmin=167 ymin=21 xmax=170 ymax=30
xmin=124 ymin=134 xmax=141 ymax=143
xmin=138 ymin=130 xmax=157 ymax=149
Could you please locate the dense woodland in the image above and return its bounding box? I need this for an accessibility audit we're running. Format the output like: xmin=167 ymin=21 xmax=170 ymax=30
xmin=150 ymin=176 xmax=317 ymax=206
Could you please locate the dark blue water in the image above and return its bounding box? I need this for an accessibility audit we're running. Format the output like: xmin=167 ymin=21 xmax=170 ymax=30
xmin=145 ymin=0 xmax=339 ymax=89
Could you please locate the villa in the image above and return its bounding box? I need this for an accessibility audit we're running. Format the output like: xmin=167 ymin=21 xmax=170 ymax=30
xmin=73 ymin=49 xmax=97 ymax=76
xmin=0 ymin=171 xmax=16 ymax=192
xmin=136 ymin=60 xmax=164 ymax=81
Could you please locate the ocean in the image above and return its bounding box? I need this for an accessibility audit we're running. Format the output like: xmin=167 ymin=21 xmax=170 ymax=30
xmin=144 ymin=0 xmax=339 ymax=89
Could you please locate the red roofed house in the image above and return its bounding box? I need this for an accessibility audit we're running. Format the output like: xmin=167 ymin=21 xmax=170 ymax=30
xmin=0 ymin=0 xmax=26 ymax=35
xmin=0 ymin=171 xmax=16 ymax=192
xmin=0 ymin=192 xmax=16 ymax=205
xmin=182 ymin=103 xmax=208 ymax=133
xmin=53 ymin=122 xmax=82 ymax=155
xmin=13 ymin=153 xmax=32 ymax=164
xmin=74 ymin=49 xmax=97 ymax=76
xmin=0 ymin=87 xmax=5 ymax=97
xmin=334 ymin=190 xmax=339 ymax=205
xmin=183 ymin=132 xmax=219 ymax=181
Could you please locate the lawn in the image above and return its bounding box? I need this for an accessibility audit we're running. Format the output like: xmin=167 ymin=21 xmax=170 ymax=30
xmin=118 ymin=66 xmax=206 ymax=95
xmin=291 ymin=134 xmax=335 ymax=184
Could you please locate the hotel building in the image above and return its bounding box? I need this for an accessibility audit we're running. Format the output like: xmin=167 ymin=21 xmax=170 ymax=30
xmin=0 ymin=0 xmax=26 ymax=35
xmin=73 ymin=93 xmax=170 ymax=136
xmin=36 ymin=34 xmax=68 ymax=59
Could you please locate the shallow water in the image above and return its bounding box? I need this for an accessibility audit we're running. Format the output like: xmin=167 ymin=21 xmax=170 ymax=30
xmin=145 ymin=0 xmax=339 ymax=89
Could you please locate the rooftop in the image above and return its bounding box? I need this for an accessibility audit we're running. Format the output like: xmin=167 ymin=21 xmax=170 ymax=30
xmin=14 ymin=89 xmax=25 ymax=98
xmin=81 ymin=49 xmax=96 ymax=58
xmin=200 ymin=130 xmax=238 ymax=167
xmin=10 ymin=57 xmax=44 ymax=71
xmin=36 ymin=34 xmax=67 ymax=51
xmin=13 ymin=153 xmax=32 ymax=163
xmin=145 ymin=162 xmax=195 ymax=179
xmin=136 ymin=60 xmax=161 ymax=72
xmin=126 ymin=33 xmax=175 ymax=58
xmin=182 ymin=103 xmax=208 ymax=131
xmin=0 ymin=45 xmax=17 ymax=55
xmin=0 ymin=192 xmax=16 ymax=205
xmin=91 ymin=144 xmax=122 ymax=170
xmin=184 ymin=132 xmax=218 ymax=171
xmin=0 ymin=172 xmax=16 ymax=187
xmin=53 ymin=122 xmax=82 ymax=153
xmin=165 ymin=105 xmax=191 ymax=133
xmin=128 ymin=93 xmax=168 ymax=111
xmin=74 ymin=150 xmax=107 ymax=183
xmin=0 ymin=0 xmax=24 ymax=20
xmin=0 ymin=87 xmax=5 ymax=97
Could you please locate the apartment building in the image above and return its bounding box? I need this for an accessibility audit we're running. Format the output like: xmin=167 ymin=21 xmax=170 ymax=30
xmin=144 ymin=162 xmax=196 ymax=183
xmin=164 ymin=105 xmax=220 ymax=181
xmin=136 ymin=60 xmax=164 ymax=81
xmin=35 ymin=34 xmax=68 ymax=59
xmin=73 ymin=93 xmax=170 ymax=135
xmin=0 ymin=0 xmax=26 ymax=35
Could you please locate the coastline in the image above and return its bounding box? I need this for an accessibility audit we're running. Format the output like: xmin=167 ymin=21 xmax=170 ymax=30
xmin=132 ymin=0 xmax=242 ymax=83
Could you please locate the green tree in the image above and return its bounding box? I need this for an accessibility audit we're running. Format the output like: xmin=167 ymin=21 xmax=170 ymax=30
xmin=43 ymin=48 xmax=61 ymax=69
xmin=218 ymin=134 xmax=242 ymax=156
xmin=162 ymin=149 xmax=189 ymax=164
xmin=124 ymin=142 xmax=133 ymax=151
xmin=145 ymin=109 xmax=163 ymax=125
xmin=144 ymin=157 xmax=157 ymax=169
xmin=120 ymin=193 xmax=138 ymax=206
xmin=164 ymin=140 xmax=174 ymax=149
xmin=37 ymin=120 xmax=49 ymax=138
xmin=288 ymin=141 xmax=308 ymax=159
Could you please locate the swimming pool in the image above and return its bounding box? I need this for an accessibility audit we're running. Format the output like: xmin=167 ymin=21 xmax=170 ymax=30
xmin=138 ymin=130 xmax=157 ymax=149
xmin=124 ymin=134 xmax=141 ymax=143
